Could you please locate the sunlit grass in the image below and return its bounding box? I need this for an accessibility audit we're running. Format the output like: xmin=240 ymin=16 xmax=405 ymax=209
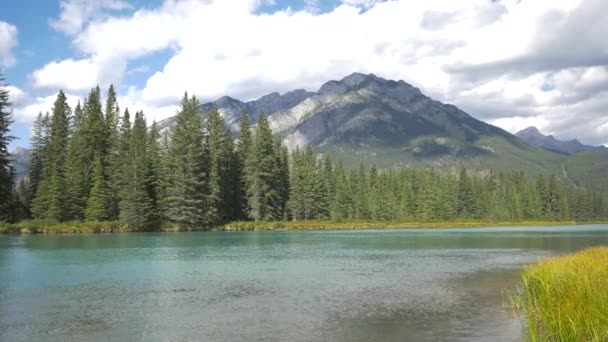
xmin=1 ymin=219 xmax=605 ymax=234
xmin=511 ymin=247 xmax=608 ymax=341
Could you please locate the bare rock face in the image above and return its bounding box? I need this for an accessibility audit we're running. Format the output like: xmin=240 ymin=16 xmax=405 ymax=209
xmin=156 ymin=72 xmax=581 ymax=171
xmin=516 ymin=126 xmax=606 ymax=155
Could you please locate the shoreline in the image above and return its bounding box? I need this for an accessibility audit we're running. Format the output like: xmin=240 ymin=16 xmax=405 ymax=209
xmin=1 ymin=220 xmax=607 ymax=235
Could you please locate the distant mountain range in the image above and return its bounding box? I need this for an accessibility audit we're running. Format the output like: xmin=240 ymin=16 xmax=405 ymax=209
xmin=12 ymin=73 xmax=608 ymax=191
xmin=516 ymin=126 xmax=606 ymax=155
xmin=159 ymin=73 xmax=597 ymax=174
xmin=9 ymin=146 xmax=29 ymax=182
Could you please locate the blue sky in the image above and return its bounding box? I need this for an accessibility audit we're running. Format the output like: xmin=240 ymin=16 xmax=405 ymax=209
xmin=1 ymin=0 xmax=607 ymax=149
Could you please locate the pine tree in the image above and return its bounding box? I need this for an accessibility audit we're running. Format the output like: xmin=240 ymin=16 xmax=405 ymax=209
xmin=331 ymin=162 xmax=351 ymax=221
xmin=26 ymin=112 xmax=50 ymax=211
xmin=31 ymin=91 xmax=71 ymax=221
xmin=85 ymin=156 xmax=109 ymax=221
xmin=247 ymin=114 xmax=281 ymax=221
xmin=235 ymin=110 xmax=253 ymax=220
xmin=205 ymin=108 xmax=237 ymax=224
xmin=165 ymin=93 xmax=210 ymax=228
xmin=145 ymin=121 xmax=163 ymax=228
xmin=119 ymin=111 xmax=152 ymax=229
xmin=63 ymin=102 xmax=87 ymax=220
xmin=456 ymin=168 xmax=475 ymax=219
xmin=0 ymin=74 xmax=14 ymax=221
xmin=105 ymin=85 xmax=121 ymax=220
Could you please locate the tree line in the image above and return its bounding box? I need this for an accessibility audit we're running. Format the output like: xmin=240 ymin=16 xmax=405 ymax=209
xmin=1 ymin=83 xmax=607 ymax=226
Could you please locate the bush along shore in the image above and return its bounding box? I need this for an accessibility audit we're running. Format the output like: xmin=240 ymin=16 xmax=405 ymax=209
xmin=510 ymin=247 xmax=608 ymax=341
xmin=2 ymin=219 xmax=606 ymax=234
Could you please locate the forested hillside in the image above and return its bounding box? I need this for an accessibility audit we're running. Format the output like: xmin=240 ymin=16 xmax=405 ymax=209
xmin=2 ymin=85 xmax=606 ymax=228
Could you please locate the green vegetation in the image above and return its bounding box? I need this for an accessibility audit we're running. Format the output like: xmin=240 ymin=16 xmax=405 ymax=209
xmin=511 ymin=247 xmax=608 ymax=341
xmin=0 ymin=74 xmax=15 ymax=222
xmin=564 ymin=150 xmax=608 ymax=192
xmin=1 ymin=82 xmax=607 ymax=231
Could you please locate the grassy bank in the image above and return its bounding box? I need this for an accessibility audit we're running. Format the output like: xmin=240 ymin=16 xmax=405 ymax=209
xmin=1 ymin=219 xmax=606 ymax=234
xmin=511 ymin=247 xmax=608 ymax=341
xmin=219 ymin=220 xmax=586 ymax=231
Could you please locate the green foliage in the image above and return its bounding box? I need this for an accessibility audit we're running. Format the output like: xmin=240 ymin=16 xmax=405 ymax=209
xmin=0 ymin=74 xmax=14 ymax=221
xmin=511 ymin=247 xmax=608 ymax=341
xmin=85 ymin=157 xmax=109 ymax=221
xmin=164 ymin=93 xmax=210 ymax=228
xmin=246 ymin=114 xmax=287 ymax=221
xmin=15 ymin=86 xmax=608 ymax=230
xmin=119 ymin=111 xmax=153 ymax=229
xmin=30 ymin=90 xmax=71 ymax=221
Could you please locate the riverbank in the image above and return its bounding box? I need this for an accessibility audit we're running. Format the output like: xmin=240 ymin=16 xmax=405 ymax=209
xmin=1 ymin=219 xmax=606 ymax=234
xmin=510 ymin=247 xmax=608 ymax=341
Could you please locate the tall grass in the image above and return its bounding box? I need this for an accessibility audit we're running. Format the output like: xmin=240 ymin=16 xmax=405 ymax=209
xmin=511 ymin=247 xmax=608 ymax=341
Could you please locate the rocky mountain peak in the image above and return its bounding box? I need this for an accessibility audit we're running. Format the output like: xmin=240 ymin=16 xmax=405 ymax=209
xmin=516 ymin=126 xmax=606 ymax=155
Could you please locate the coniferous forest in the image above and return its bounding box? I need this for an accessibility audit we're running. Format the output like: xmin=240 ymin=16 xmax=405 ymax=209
xmin=1 ymin=82 xmax=607 ymax=229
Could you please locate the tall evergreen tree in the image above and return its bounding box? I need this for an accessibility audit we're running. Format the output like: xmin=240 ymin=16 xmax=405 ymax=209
xmin=165 ymin=93 xmax=210 ymax=228
xmin=26 ymin=112 xmax=50 ymax=211
xmin=205 ymin=108 xmax=238 ymax=223
xmin=105 ymin=85 xmax=121 ymax=220
xmin=63 ymin=102 xmax=87 ymax=220
xmin=145 ymin=121 xmax=163 ymax=228
xmin=31 ymin=91 xmax=71 ymax=221
xmin=247 ymin=114 xmax=282 ymax=221
xmin=85 ymin=156 xmax=109 ymax=221
xmin=119 ymin=111 xmax=152 ymax=229
xmin=0 ymin=74 xmax=14 ymax=221
xmin=235 ymin=110 xmax=253 ymax=220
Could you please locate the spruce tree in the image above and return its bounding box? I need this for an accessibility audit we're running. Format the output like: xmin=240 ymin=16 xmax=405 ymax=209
xmin=105 ymin=85 xmax=121 ymax=220
xmin=145 ymin=121 xmax=163 ymax=228
xmin=247 ymin=114 xmax=281 ymax=221
xmin=235 ymin=110 xmax=253 ymax=220
xmin=119 ymin=111 xmax=152 ymax=229
xmin=26 ymin=112 xmax=50 ymax=211
xmin=331 ymin=162 xmax=352 ymax=221
xmin=0 ymin=74 xmax=14 ymax=221
xmin=31 ymin=91 xmax=71 ymax=221
xmin=85 ymin=156 xmax=109 ymax=221
xmin=63 ymin=102 xmax=87 ymax=220
xmin=165 ymin=93 xmax=210 ymax=228
xmin=206 ymin=108 xmax=237 ymax=224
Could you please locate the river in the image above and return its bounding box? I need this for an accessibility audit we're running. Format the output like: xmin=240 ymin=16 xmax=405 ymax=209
xmin=2 ymin=225 xmax=608 ymax=341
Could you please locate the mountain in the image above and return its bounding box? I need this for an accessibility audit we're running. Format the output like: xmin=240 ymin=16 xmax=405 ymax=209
xmin=159 ymin=72 xmax=566 ymax=174
xmin=158 ymin=89 xmax=315 ymax=134
xmin=516 ymin=126 xmax=607 ymax=155
xmin=9 ymin=146 xmax=29 ymax=182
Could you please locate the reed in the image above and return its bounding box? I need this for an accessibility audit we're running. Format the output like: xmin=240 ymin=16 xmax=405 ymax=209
xmin=511 ymin=247 xmax=608 ymax=341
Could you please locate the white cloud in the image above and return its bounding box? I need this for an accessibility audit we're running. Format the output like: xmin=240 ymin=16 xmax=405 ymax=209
xmin=50 ymin=0 xmax=131 ymax=35
xmin=25 ymin=0 xmax=608 ymax=145
xmin=0 ymin=21 xmax=18 ymax=67
xmin=30 ymin=57 xmax=126 ymax=92
xmin=12 ymin=92 xmax=81 ymax=124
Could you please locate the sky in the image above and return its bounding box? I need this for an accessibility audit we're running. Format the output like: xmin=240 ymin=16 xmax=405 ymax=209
xmin=1 ymin=0 xmax=608 ymax=149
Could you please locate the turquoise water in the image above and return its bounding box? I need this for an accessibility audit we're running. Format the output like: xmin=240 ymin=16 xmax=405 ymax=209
xmin=1 ymin=225 xmax=608 ymax=341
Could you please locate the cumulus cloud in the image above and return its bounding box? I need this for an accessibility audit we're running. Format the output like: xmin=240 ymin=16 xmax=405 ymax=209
xmin=23 ymin=0 xmax=608 ymax=146
xmin=0 ymin=21 xmax=18 ymax=67
xmin=12 ymin=92 xmax=81 ymax=124
xmin=50 ymin=0 xmax=131 ymax=35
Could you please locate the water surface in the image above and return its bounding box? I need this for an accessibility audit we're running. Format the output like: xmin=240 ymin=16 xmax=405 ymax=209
xmin=2 ymin=225 xmax=608 ymax=341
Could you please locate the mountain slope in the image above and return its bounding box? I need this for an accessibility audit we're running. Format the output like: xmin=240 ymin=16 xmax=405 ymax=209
xmin=9 ymin=147 xmax=29 ymax=182
xmin=516 ymin=126 xmax=607 ymax=155
xmin=158 ymin=73 xmax=576 ymax=176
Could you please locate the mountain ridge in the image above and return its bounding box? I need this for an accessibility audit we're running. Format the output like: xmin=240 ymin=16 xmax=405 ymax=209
xmin=150 ymin=73 xmax=607 ymax=189
xmin=516 ymin=126 xmax=606 ymax=155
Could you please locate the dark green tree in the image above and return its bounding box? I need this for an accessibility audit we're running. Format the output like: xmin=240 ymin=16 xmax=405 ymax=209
xmin=0 ymin=74 xmax=14 ymax=221
xmin=165 ymin=93 xmax=210 ymax=228
xmin=119 ymin=111 xmax=152 ymax=229
xmin=85 ymin=156 xmax=109 ymax=221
